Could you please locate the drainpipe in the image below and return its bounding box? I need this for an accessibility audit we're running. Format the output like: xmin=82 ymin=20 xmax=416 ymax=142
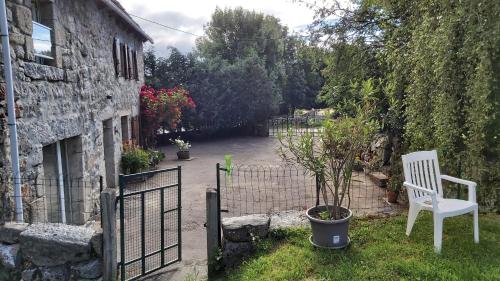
xmin=56 ymin=141 xmax=66 ymax=224
xmin=0 ymin=0 xmax=24 ymax=223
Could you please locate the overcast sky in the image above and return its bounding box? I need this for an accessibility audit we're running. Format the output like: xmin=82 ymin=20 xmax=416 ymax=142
xmin=119 ymin=0 xmax=316 ymax=57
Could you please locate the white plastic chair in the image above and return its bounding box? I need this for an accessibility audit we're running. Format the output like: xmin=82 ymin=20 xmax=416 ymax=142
xmin=401 ymin=150 xmax=479 ymax=253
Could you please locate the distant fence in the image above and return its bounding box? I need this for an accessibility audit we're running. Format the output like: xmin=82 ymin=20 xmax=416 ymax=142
xmin=0 ymin=175 xmax=102 ymax=225
xmin=268 ymin=116 xmax=325 ymax=137
xmin=216 ymin=163 xmax=407 ymax=218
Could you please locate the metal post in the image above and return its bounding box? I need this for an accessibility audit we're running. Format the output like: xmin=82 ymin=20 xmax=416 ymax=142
xmin=140 ymin=192 xmax=145 ymax=275
xmin=56 ymin=141 xmax=67 ymax=224
xmin=215 ymin=163 xmax=221 ymax=248
xmin=99 ymin=176 xmax=103 ymax=223
xmin=160 ymin=188 xmax=165 ymax=266
xmin=177 ymin=166 xmax=182 ymax=261
xmin=119 ymin=175 xmax=125 ymax=281
xmin=0 ymin=0 xmax=23 ymax=223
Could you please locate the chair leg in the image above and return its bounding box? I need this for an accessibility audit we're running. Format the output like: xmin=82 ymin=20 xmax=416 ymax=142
xmin=406 ymin=204 xmax=419 ymax=236
xmin=434 ymin=215 xmax=443 ymax=254
xmin=473 ymin=208 xmax=479 ymax=243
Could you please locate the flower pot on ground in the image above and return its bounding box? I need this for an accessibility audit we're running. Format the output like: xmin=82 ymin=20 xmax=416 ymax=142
xmin=306 ymin=206 xmax=353 ymax=249
xmin=171 ymin=137 xmax=191 ymax=160
xmin=387 ymin=176 xmax=401 ymax=203
xmin=278 ymin=94 xmax=378 ymax=249
xmin=177 ymin=150 xmax=190 ymax=160
xmin=387 ymin=190 xmax=399 ymax=203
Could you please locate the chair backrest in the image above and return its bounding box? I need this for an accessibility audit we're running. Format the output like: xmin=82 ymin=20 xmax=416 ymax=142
xmin=401 ymin=150 xmax=443 ymax=202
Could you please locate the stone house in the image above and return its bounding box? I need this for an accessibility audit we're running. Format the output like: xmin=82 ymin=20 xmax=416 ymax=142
xmin=0 ymin=0 xmax=151 ymax=223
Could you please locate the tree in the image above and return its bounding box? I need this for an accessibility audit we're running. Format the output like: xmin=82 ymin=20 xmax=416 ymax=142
xmin=308 ymin=0 xmax=500 ymax=210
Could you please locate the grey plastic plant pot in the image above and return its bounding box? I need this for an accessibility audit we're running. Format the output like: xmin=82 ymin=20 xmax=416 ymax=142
xmin=306 ymin=205 xmax=352 ymax=249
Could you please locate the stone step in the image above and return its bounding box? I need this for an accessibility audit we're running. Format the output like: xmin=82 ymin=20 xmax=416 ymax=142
xmin=20 ymin=223 xmax=95 ymax=267
xmin=222 ymin=214 xmax=270 ymax=242
xmin=369 ymin=172 xmax=389 ymax=187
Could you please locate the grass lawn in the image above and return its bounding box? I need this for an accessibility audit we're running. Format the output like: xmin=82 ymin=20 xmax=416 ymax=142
xmin=213 ymin=212 xmax=500 ymax=281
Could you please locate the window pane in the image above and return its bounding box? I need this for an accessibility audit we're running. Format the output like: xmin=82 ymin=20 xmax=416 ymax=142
xmin=33 ymin=21 xmax=53 ymax=59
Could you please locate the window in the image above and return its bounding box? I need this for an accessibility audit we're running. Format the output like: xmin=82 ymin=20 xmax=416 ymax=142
xmin=31 ymin=0 xmax=54 ymax=65
xmin=42 ymin=136 xmax=84 ymax=224
xmin=121 ymin=116 xmax=129 ymax=142
xmin=113 ymin=38 xmax=139 ymax=80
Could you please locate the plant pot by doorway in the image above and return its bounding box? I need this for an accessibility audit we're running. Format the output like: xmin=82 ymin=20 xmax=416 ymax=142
xmin=177 ymin=150 xmax=190 ymax=160
xmin=306 ymin=205 xmax=352 ymax=249
xmin=387 ymin=190 xmax=399 ymax=203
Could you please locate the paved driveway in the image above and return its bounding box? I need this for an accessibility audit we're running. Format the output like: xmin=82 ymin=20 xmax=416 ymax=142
xmin=141 ymin=136 xmax=282 ymax=280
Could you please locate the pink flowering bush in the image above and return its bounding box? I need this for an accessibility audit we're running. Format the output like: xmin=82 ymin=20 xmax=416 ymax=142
xmin=140 ymin=85 xmax=195 ymax=147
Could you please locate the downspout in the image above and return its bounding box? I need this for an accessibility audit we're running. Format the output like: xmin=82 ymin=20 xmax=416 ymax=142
xmin=56 ymin=141 xmax=66 ymax=224
xmin=0 ymin=0 xmax=24 ymax=223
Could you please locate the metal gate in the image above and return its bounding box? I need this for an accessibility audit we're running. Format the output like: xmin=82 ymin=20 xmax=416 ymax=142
xmin=118 ymin=167 xmax=182 ymax=281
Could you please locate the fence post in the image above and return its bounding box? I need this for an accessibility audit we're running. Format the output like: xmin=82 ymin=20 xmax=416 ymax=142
xmin=215 ymin=163 xmax=222 ymax=248
xmin=206 ymin=187 xmax=219 ymax=275
xmin=101 ymin=189 xmax=117 ymax=281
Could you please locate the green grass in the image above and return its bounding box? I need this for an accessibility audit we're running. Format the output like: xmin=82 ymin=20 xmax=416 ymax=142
xmin=213 ymin=213 xmax=500 ymax=281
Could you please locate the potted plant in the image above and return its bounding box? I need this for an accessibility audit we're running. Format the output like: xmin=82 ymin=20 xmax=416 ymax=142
xmin=171 ymin=137 xmax=191 ymax=160
xmin=278 ymin=107 xmax=378 ymax=249
xmin=387 ymin=176 xmax=401 ymax=203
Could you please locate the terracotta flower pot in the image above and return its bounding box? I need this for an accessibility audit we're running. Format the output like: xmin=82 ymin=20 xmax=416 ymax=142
xmin=177 ymin=150 xmax=190 ymax=160
xmin=387 ymin=190 xmax=399 ymax=203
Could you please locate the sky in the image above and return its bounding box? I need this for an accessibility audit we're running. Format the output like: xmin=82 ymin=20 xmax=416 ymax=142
xmin=119 ymin=0 xmax=316 ymax=57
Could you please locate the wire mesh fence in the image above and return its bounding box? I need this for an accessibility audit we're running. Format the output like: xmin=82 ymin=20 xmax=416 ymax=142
xmin=268 ymin=116 xmax=325 ymax=137
xmin=117 ymin=167 xmax=181 ymax=281
xmin=0 ymin=175 xmax=102 ymax=225
xmin=217 ymin=163 xmax=407 ymax=218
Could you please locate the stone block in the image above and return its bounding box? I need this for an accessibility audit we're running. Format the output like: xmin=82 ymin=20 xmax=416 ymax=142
xmin=39 ymin=265 xmax=70 ymax=281
xmin=0 ymin=222 xmax=28 ymax=244
xmin=20 ymin=223 xmax=94 ymax=266
xmin=269 ymin=211 xmax=309 ymax=231
xmin=9 ymin=32 xmax=25 ymax=45
xmin=23 ymin=62 xmax=64 ymax=81
xmin=71 ymin=258 xmax=102 ymax=279
xmin=0 ymin=243 xmax=21 ymax=269
xmin=369 ymin=172 xmax=389 ymax=187
xmin=13 ymin=5 xmax=31 ymax=35
xmin=21 ymin=268 xmax=37 ymax=281
xmin=89 ymin=227 xmax=103 ymax=258
xmin=222 ymin=214 xmax=270 ymax=242
xmin=222 ymin=240 xmax=254 ymax=268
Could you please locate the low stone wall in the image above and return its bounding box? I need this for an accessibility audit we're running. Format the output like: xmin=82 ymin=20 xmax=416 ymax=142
xmin=221 ymin=211 xmax=308 ymax=268
xmin=0 ymin=222 xmax=103 ymax=280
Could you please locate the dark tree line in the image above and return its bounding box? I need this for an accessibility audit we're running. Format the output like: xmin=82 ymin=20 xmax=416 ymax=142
xmin=144 ymin=7 xmax=325 ymax=131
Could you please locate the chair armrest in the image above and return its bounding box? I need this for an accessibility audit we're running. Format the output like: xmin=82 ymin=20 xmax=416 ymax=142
xmin=403 ymin=182 xmax=439 ymax=209
xmin=403 ymin=182 xmax=436 ymax=195
xmin=440 ymin=175 xmax=477 ymax=203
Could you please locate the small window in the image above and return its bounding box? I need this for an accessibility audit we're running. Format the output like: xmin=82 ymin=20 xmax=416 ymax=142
xmin=32 ymin=0 xmax=54 ymax=65
xmin=114 ymin=40 xmax=139 ymax=81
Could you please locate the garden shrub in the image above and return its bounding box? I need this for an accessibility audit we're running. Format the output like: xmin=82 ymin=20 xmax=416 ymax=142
xmin=121 ymin=143 xmax=151 ymax=175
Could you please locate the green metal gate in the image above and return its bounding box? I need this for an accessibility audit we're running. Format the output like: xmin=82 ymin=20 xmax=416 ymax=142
xmin=118 ymin=167 xmax=182 ymax=281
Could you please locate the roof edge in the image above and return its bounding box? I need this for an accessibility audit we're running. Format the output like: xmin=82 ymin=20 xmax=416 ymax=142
xmin=99 ymin=0 xmax=153 ymax=43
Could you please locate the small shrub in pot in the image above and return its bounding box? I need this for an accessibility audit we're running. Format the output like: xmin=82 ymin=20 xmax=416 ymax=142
xmin=278 ymin=101 xmax=377 ymax=249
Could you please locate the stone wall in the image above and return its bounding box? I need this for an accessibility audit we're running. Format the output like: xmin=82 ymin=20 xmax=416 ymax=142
xmin=220 ymin=211 xmax=308 ymax=268
xmin=0 ymin=222 xmax=103 ymax=280
xmin=0 ymin=0 xmax=146 ymax=223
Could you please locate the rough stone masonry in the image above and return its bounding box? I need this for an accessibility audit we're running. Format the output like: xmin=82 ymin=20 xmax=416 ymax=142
xmin=0 ymin=0 xmax=149 ymax=223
